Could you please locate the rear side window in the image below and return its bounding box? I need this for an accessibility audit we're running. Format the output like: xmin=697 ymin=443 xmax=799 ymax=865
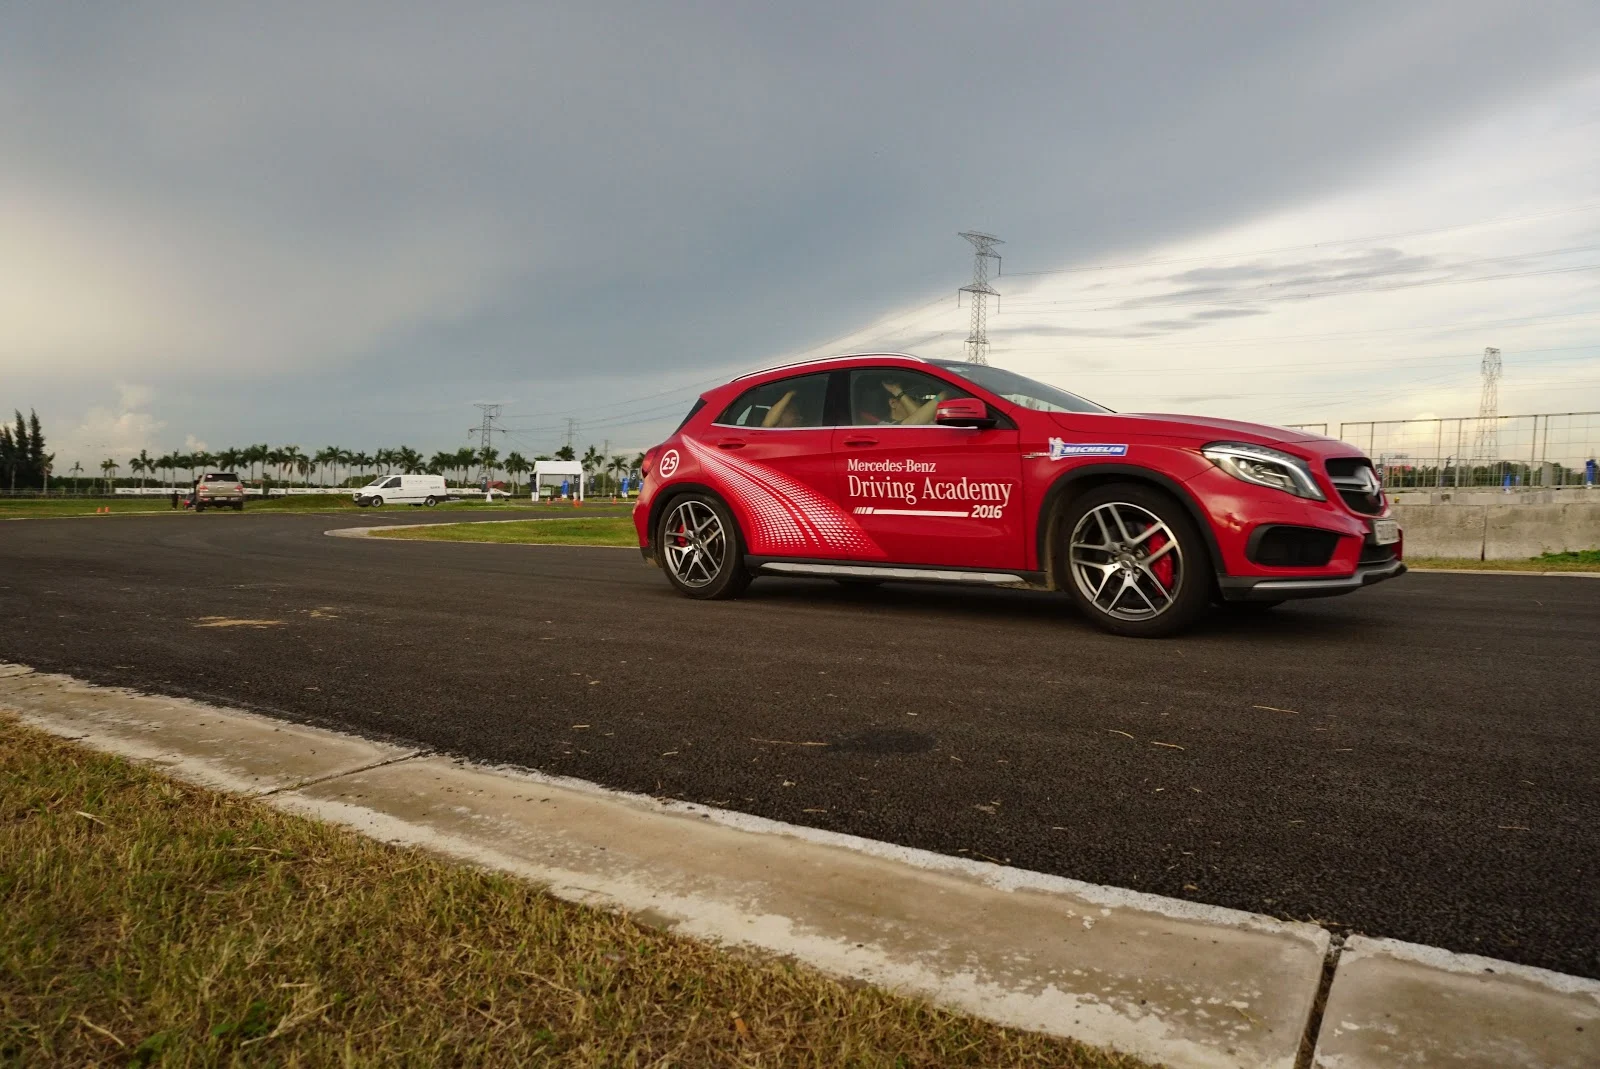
xmin=715 ymin=372 xmax=831 ymax=428
xmin=676 ymin=398 xmax=707 ymax=431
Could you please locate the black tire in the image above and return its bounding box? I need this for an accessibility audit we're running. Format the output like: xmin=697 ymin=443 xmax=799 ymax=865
xmin=423 ymin=496 xmax=438 ymax=507
xmin=234 ymin=501 xmax=244 ymax=512
xmin=370 ymin=496 xmax=384 ymax=508
xmin=1058 ymin=482 xmax=1212 ymax=638
xmin=655 ymin=492 xmax=750 ymax=600
xmin=194 ymin=502 xmax=205 ymax=513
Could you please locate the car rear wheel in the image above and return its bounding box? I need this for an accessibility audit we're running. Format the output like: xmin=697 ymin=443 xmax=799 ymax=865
xmin=234 ymin=501 xmax=244 ymax=512
xmin=1060 ymin=483 xmax=1211 ymax=637
xmin=657 ymin=493 xmax=750 ymax=600
xmin=194 ymin=502 xmax=205 ymax=513
xmin=423 ymin=496 xmax=438 ymax=507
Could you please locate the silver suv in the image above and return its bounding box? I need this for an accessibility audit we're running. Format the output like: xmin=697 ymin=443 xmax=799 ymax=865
xmin=195 ymin=472 xmax=246 ymax=512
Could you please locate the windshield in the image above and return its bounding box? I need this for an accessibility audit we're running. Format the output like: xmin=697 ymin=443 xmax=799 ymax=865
xmin=929 ymin=360 xmax=1111 ymax=414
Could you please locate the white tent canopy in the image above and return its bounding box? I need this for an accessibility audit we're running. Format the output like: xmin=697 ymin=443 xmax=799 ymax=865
xmin=532 ymin=460 xmax=585 ymax=501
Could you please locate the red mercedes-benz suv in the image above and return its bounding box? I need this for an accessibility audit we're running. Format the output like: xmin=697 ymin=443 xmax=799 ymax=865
xmin=632 ymin=354 xmax=1404 ymax=636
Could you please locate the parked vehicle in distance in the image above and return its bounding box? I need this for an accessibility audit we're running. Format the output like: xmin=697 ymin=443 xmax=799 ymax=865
xmin=194 ymin=472 xmax=245 ymax=512
xmin=632 ymin=353 xmax=1405 ymax=637
xmin=353 ymin=473 xmax=449 ymax=508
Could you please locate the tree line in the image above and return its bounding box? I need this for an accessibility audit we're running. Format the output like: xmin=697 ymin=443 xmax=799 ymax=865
xmin=0 ymin=411 xmax=50 ymax=492
xmin=94 ymin=442 xmax=646 ymax=495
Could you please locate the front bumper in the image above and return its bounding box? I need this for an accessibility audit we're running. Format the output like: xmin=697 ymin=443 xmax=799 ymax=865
xmin=1218 ymin=559 xmax=1407 ymax=602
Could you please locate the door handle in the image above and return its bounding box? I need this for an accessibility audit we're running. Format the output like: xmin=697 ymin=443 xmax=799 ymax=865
xmin=842 ymin=436 xmax=879 ymax=447
xmin=716 ymin=438 xmax=746 ymax=449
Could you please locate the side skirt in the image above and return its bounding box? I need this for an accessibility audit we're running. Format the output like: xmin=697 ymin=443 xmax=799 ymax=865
xmin=746 ymin=557 xmax=1049 ymax=590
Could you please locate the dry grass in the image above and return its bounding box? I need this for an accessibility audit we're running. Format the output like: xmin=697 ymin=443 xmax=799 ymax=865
xmin=372 ymin=516 xmax=639 ymax=547
xmin=0 ymin=721 xmax=1149 ymax=1068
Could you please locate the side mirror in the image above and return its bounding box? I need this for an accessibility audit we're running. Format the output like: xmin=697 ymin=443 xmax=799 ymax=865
xmin=935 ymin=398 xmax=995 ymax=428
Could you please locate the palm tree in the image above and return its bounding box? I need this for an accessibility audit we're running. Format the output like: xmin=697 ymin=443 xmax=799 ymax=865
xmin=607 ymin=455 xmax=629 ymax=498
xmin=68 ymin=460 xmax=84 ymax=492
xmin=455 ymin=447 xmax=478 ymax=485
xmin=554 ymin=444 xmax=576 ymax=462
xmin=580 ymin=445 xmax=601 ymax=494
xmin=131 ymin=448 xmax=154 ymax=490
xmin=279 ymin=446 xmax=305 ymax=486
xmin=313 ymin=447 xmax=335 ymax=487
xmin=350 ymin=451 xmax=372 ymax=484
xmin=193 ymin=451 xmax=215 ymax=479
xmin=374 ymin=448 xmax=394 ymax=475
xmin=295 ymin=453 xmax=313 ymax=485
xmin=216 ymin=447 xmax=242 ymax=474
xmin=396 ymin=447 xmax=423 ymax=474
xmin=335 ymin=447 xmax=354 ymax=487
xmin=504 ymin=451 xmax=529 ymax=495
xmin=243 ymin=443 xmax=269 ymax=485
xmin=479 ymin=446 xmax=500 ymax=485
xmin=100 ymin=458 xmax=119 ymax=493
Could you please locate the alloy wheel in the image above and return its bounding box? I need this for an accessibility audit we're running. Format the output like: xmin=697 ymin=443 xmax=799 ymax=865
xmin=1068 ymin=501 xmax=1184 ymax=621
xmin=663 ymin=499 xmax=726 ymax=589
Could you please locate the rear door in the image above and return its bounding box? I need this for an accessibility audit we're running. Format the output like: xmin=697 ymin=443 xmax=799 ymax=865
xmin=833 ymin=366 xmax=1024 ymax=569
xmin=691 ymin=371 xmax=875 ymax=560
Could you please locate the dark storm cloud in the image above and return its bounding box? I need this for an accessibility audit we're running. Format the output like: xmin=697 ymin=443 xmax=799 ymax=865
xmin=5 ymin=1 xmax=1600 ymax=452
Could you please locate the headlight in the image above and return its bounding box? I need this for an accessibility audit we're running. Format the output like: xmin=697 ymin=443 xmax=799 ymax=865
xmin=1201 ymin=442 xmax=1325 ymax=500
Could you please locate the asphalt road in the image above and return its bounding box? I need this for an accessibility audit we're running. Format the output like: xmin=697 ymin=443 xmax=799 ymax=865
xmin=3 ymin=510 xmax=1597 ymax=978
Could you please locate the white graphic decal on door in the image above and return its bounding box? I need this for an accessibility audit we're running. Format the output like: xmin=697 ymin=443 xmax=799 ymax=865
xmin=681 ymin=437 xmax=884 ymax=557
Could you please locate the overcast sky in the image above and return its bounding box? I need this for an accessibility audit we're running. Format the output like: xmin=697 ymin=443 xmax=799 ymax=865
xmin=5 ymin=2 xmax=1600 ymax=468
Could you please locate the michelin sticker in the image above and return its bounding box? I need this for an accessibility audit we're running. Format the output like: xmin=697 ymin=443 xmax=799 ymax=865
xmin=1047 ymin=438 xmax=1128 ymax=460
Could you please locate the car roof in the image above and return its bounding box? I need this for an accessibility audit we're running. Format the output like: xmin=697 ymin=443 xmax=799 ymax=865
xmin=730 ymin=352 xmax=927 ymax=383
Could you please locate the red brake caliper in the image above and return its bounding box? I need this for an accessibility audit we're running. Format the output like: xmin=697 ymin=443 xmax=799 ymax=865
xmin=1143 ymin=530 xmax=1174 ymax=589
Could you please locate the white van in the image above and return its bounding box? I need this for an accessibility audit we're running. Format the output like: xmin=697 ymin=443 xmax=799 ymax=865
xmin=353 ymin=474 xmax=449 ymax=508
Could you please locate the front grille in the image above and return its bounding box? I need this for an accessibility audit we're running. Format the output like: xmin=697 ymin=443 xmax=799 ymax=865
xmin=1325 ymin=457 xmax=1385 ymax=515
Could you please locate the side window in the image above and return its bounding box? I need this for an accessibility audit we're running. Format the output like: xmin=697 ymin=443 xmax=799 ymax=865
xmin=383 ymin=476 xmax=402 ymax=489
xmin=715 ymin=372 xmax=831 ymax=428
xmin=848 ymin=368 xmax=971 ymax=427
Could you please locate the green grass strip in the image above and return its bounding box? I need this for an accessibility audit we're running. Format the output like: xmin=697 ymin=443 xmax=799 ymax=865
xmin=0 ymin=721 xmax=1146 ymax=1067
xmin=371 ymin=516 xmax=638 ymax=547
xmin=1408 ymin=549 xmax=1600 ymax=572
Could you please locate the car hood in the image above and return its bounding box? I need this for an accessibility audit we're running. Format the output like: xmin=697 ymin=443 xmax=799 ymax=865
xmin=1052 ymin=412 xmax=1335 ymax=447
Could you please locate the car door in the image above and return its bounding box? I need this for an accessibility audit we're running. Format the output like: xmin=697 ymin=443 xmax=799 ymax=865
xmin=691 ymin=371 xmax=871 ymax=560
xmin=833 ymin=366 xmax=1024 ymax=569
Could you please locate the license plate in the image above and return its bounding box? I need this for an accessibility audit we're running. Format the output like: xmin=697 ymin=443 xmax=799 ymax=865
xmin=1373 ymin=519 xmax=1400 ymax=545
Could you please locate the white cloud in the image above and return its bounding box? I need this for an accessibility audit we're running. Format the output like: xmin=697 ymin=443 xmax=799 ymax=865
xmin=814 ymin=72 xmax=1600 ymax=453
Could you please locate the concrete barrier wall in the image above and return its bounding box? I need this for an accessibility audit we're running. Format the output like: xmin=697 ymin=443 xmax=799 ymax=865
xmin=1392 ymin=502 xmax=1600 ymax=559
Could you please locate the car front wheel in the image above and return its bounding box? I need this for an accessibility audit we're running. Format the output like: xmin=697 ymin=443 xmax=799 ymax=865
xmin=369 ymin=496 xmax=383 ymax=508
xmin=1060 ymin=483 xmax=1211 ymax=637
xmin=657 ymin=493 xmax=750 ymax=600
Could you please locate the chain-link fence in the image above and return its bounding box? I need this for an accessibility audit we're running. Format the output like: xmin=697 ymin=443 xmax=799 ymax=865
xmin=1332 ymin=412 xmax=1600 ymax=488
